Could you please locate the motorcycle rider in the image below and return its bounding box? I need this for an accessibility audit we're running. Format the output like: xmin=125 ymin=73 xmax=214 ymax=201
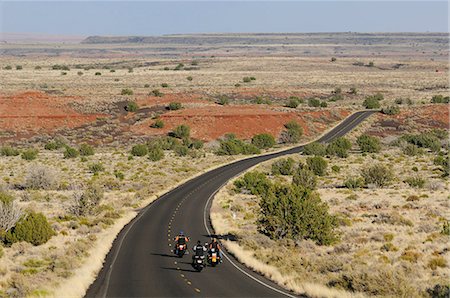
xmin=174 ymin=231 xmax=190 ymax=255
xmin=208 ymin=238 xmax=223 ymax=263
xmin=192 ymin=240 xmax=207 ymax=264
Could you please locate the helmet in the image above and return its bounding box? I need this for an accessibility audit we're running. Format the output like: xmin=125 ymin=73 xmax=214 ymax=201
xmin=179 ymin=231 xmax=184 ymax=236
xmin=197 ymin=240 xmax=201 ymax=245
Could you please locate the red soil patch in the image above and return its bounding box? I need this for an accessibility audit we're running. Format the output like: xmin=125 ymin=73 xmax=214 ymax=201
xmin=369 ymin=104 xmax=449 ymax=137
xmin=136 ymin=92 xmax=207 ymax=108
xmin=230 ymin=88 xmax=317 ymax=99
xmin=0 ymin=91 xmax=106 ymax=137
xmin=131 ymin=105 xmax=349 ymax=141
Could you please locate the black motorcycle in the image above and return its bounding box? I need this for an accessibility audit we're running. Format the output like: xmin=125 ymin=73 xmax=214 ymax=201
xmin=208 ymin=248 xmax=220 ymax=267
xmin=192 ymin=255 xmax=205 ymax=272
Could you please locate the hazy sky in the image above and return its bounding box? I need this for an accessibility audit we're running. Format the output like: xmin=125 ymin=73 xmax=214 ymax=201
xmin=0 ymin=1 xmax=448 ymax=35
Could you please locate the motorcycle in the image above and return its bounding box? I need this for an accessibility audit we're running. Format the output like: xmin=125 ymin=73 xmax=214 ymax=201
xmin=192 ymin=255 xmax=205 ymax=272
xmin=175 ymin=244 xmax=186 ymax=258
xmin=208 ymin=248 xmax=220 ymax=267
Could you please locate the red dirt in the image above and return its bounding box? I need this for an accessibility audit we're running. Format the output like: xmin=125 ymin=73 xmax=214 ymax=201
xmin=368 ymin=104 xmax=449 ymax=137
xmin=0 ymin=91 xmax=106 ymax=136
xmin=136 ymin=93 xmax=206 ymax=107
xmin=131 ymin=105 xmax=350 ymax=141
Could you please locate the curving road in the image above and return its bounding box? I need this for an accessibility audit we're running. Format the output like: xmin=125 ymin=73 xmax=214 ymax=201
xmin=86 ymin=110 xmax=376 ymax=298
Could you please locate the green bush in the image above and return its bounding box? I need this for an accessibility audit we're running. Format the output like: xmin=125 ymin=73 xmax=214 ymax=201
xmin=70 ymin=184 xmax=104 ymax=216
xmin=88 ymin=163 xmax=104 ymax=174
xmin=344 ymin=177 xmax=365 ymax=189
xmin=126 ymin=101 xmax=139 ymax=112
xmin=21 ymin=149 xmax=38 ymax=160
xmin=430 ymin=129 xmax=448 ymax=140
xmin=95 ymin=72 xmax=101 ymax=76
xmin=404 ymin=176 xmax=425 ymax=188
xmin=131 ymin=144 xmax=148 ymax=156
xmin=286 ymin=98 xmax=300 ymax=108
xmin=361 ymin=163 xmax=394 ymax=187
xmin=280 ymin=121 xmax=303 ymax=144
xmin=186 ymin=76 xmax=193 ymax=81
xmin=148 ymin=146 xmax=164 ymax=161
xmin=0 ymin=146 xmax=20 ymax=156
xmin=292 ymin=165 xmax=317 ymax=190
xmin=303 ymin=142 xmax=326 ymax=156
xmin=258 ymin=183 xmax=337 ymax=245
xmin=44 ymin=141 xmax=63 ymax=151
xmin=172 ymin=124 xmax=190 ymax=139
xmin=243 ymin=77 xmax=252 ymax=83
xmin=251 ymin=133 xmax=276 ymax=149
xmin=363 ymin=97 xmax=381 ymax=109
xmin=0 ymin=191 xmax=14 ymax=205
xmin=4 ymin=65 xmax=12 ymax=70
xmin=114 ymin=170 xmax=125 ymax=180
xmin=331 ymin=165 xmax=340 ymax=173
xmin=234 ymin=171 xmax=271 ymax=196
xmin=121 ymin=88 xmax=134 ymax=95
xmin=401 ymin=133 xmax=441 ymax=152
xmin=79 ymin=143 xmax=95 ymax=156
xmin=308 ymin=98 xmax=321 ymax=107
xmin=174 ymin=145 xmax=189 ymax=156
xmin=356 ymin=134 xmax=381 ymax=153
xmin=63 ymin=147 xmax=79 ymax=159
xmin=191 ymin=139 xmax=204 ymax=150
xmin=382 ymin=106 xmax=400 ymax=115
xmin=349 ymin=87 xmax=358 ymax=94
xmin=150 ymin=119 xmax=164 ymax=128
xmin=150 ymin=89 xmax=163 ymax=97
xmin=271 ymin=158 xmax=295 ymax=175
xmin=326 ymin=137 xmax=351 ymax=158
xmin=161 ymin=83 xmax=169 ymax=88
xmin=5 ymin=212 xmax=54 ymax=246
xmin=402 ymin=144 xmax=424 ymax=156
xmin=217 ymin=138 xmax=260 ymax=155
xmin=168 ymin=102 xmax=182 ymax=110
xmin=431 ymin=95 xmax=450 ymax=104
xmin=216 ymin=96 xmax=229 ymax=105
xmin=148 ymin=136 xmax=179 ymax=151
xmin=306 ymin=156 xmax=328 ymax=176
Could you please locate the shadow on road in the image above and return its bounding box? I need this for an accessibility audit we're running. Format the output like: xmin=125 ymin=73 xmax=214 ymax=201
xmin=160 ymin=266 xmax=199 ymax=273
xmin=202 ymin=233 xmax=238 ymax=241
xmin=150 ymin=252 xmax=179 ymax=258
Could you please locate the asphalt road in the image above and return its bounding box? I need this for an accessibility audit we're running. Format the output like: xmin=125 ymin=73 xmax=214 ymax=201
xmin=86 ymin=110 xmax=376 ymax=298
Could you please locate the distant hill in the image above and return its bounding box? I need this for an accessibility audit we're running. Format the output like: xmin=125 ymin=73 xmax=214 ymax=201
xmin=0 ymin=33 xmax=85 ymax=44
xmin=81 ymin=32 xmax=449 ymax=45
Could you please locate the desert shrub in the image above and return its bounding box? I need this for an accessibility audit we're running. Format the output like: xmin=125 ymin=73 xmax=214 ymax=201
xmin=79 ymin=143 xmax=94 ymax=156
xmin=349 ymin=87 xmax=357 ymax=94
xmin=5 ymin=211 xmax=54 ymax=246
xmin=217 ymin=137 xmax=260 ymax=155
xmin=302 ymin=142 xmax=327 ymax=156
xmin=427 ymin=284 xmax=450 ymax=298
xmin=430 ymin=128 xmax=448 ymax=140
xmin=161 ymin=83 xmax=169 ymax=88
xmin=292 ymin=164 xmax=317 ymax=190
xmin=331 ymin=165 xmax=340 ymax=173
xmin=174 ymin=63 xmax=184 ymax=70
xmin=441 ymin=220 xmax=450 ymax=236
xmin=403 ymin=144 xmax=424 ymax=156
xmin=234 ymin=171 xmax=271 ymax=196
xmin=331 ymin=57 xmax=337 ymax=62
xmin=150 ymin=89 xmax=163 ymax=97
xmin=361 ymin=163 xmax=394 ymax=187
xmin=216 ymin=96 xmax=229 ymax=105
xmin=4 ymin=65 xmax=12 ymax=70
xmin=15 ymin=65 xmax=23 ymax=70
xmin=258 ymin=183 xmax=337 ymax=245
xmin=88 ymin=163 xmax=104 ymax=174
xmin=308 ymin=98 xmax=321 ymax=107
xmin=150 ymin=119 xmax=164 ymax=128
xmin=186 ymin=76 xmax=193 ymax=81
xmin=69 ymin=184 xmax=104 ymax=217
xmin=95 ymin=72 xmax=101 ymax=76
xmin=125 ymin=101 xmax=139 ymax=112
xmin=242 ymin=77 xmax=252 ymax=83
xmin=149 ymin=136 xmax=179 ymax=150
xmin=434 ymin=155 xmax=449 ymax=176
xmin=0 ymin=199 xmax=22 ymax=235
xmin=356 ymin=134 xmax=381 ymax=153
xmin=191 ymin=139 xmax=204 ymax=150
xmin=326 ymin=137 xmax=351 ymax=158
xmin=121 ymin=88 xmax=133 ymax=95
xmin=172 ymin=124 xmax=190 ymax=139
xmin=52 ymin=64 xmax=69 ymax=70
xmin=320 ymin=101 xmax=328 ymax=107
xmin=252 ymin=96 xmax=271 ymax=105
xmin=280 ymin=121 xmax=303 ymax=144
xmin=428 ymin=257 xmax=447 ymax=270
xmin=25 ymin=164 xmax=58 ymax=190
xmin=404 ymin=176 xmax=425 ymax=188
xmin=286 ymin=98 xmax=299 ymax=108
xmin=21 ymin=148 xmax=38 ymax=161
xmin=401 ymin=133 xmax=441 ymax=152
xmin=77 ymin=71 xmax=83 ymax=76
xmin=44 ymin=141 xmax=62 ymax=150
xmin=363 ymin=97 xmax=381 ymax=109
xmin=381 ymin=106 xmax=400 ymax=115
xmin=114 ymin=170 xmax=125 ymax=180
xmin=168 ymin=102 xmax=182 ymax=110
xmin=399 ymin=250 xmax=421 ymax=263
xmin=173 ymin=145 xmax=189 ymax=156
xmin=0 ymin=146 xmax=20 ymax=156
xmin=131 ymin=144 xmax=148 ymax=156
xmin=251 ymin=133 xmax=276 ymax=149
xmin=343 ymin=177 xmax=364 ymax=189
xmin=148 ymin=146 xmax=164 ymax=161
xmin=431 ymin=95 xmax=450 ymax=104
xmin=271 ymin=158 xmax=295 ymax=175
xmin=306 ymin=156 xmax=327 ymax=176
xmin=63 ymin=147 xmax=79 ymax=159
